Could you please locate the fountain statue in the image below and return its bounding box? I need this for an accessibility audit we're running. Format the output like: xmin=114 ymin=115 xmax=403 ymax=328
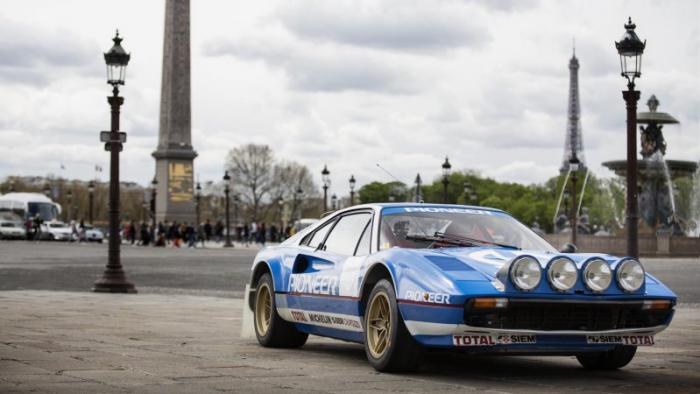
xmin=603 ymin=95 xmax=698 ymax=235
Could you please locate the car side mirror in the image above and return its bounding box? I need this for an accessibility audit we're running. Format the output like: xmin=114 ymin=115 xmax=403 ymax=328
xmin=560 ymin=243 xmax=577 ymax=253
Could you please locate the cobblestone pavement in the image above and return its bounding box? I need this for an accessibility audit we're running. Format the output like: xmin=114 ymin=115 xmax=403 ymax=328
xmin=1 ymin=291 xmax=699 ymax=393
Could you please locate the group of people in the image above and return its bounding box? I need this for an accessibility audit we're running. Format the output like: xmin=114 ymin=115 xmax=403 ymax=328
xmin=121 ymin=219 xmax=294 ymax=248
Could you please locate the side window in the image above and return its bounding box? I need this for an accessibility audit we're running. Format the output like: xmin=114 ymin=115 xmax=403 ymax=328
xmin=322 ymin=213 xmax=372 ymax=256
xmin=354 ymin=221 xmax=372 ymax=256
xmin=305 ymin=220 xmax=335 ymax=249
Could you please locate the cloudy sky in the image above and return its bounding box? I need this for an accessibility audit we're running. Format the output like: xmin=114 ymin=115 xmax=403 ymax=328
xmin=0 ymin=0 xmax=698 ymax=196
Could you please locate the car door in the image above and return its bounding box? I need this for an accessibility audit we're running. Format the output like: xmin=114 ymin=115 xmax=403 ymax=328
xmin=287 ymin=211 xmax=372 ymax=332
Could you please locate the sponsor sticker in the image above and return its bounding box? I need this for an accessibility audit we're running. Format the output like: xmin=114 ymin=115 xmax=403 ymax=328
xmin=404 ymin=290 xmax=451 ymax=304
xmin=404 ymin=207 xmax=494 ymax=215
xmin=586 ymin=335 xmax=655 ymax=346
xmin=287 ymin=309 xmax=362 ymax=331
xmin=289 ymin=274 xmax=339 ymax=296
xmin=453 ymin=334 xmax=536 ymax=346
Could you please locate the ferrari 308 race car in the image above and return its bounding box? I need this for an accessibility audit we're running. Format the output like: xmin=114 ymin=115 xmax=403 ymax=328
xmin=247 ymin=203 xmax=676 ymax=372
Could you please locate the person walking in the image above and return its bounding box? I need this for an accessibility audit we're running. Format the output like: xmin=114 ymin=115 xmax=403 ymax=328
xmin=259 ymin=222 xmax=267 ymax=245
xmin=204 ymin=219 xmax=212 ymax=243
xmin=249 ymin=221 xmax=258 ymax=245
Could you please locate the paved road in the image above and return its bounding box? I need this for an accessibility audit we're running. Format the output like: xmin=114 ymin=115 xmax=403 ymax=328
xmin=0 ymin=241 xmax=698 ymax=302
xmin=1 ymin=291 xmax=699 ymax=393
xmin=0 ymin=241 xmax=259 ymax=298
xmin=0 ymin=242 xmax=698 ymax=392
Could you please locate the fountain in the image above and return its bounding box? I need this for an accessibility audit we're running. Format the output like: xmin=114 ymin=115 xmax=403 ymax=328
xmin=603 ymin=95 xmax=698 ymax=235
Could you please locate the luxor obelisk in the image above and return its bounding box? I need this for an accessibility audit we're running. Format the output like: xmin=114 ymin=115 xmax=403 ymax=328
xmin=152 ymin=0 xmax=197 ymax=223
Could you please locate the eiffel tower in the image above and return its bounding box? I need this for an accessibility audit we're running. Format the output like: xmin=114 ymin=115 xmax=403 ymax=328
xmin=560 ymin=47 xmax=586 ymax=173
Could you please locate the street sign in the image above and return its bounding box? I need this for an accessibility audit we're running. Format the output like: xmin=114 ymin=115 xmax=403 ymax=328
xmin=104 ymin=142 xmax=123 ymax=152
xmin=100 ymin=131 xmax=127 ymax=143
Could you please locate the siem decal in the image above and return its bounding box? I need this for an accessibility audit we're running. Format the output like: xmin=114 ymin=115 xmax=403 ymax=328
xmin=586 ymin=335 xmax=654 ymax=346
xmin=404 ymin=207 xmax=494 ymax=215
xmin=404 ymin=290 xmax=451 ymax=304
xmin=453 ymin=334 xmax=537 ymax=346
xmin=289 ymin=275 xmax=339 ymax=296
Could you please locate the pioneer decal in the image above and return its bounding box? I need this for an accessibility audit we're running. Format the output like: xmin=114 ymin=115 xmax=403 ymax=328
xmin=404 ymin=290 xmax=451 ymax=304
xmin=289 ymin=274 xmax=339 ymax=296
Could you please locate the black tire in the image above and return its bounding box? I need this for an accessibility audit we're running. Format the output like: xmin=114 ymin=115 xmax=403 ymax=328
xmin=363 ymin=279 xmax=424 ymax=372
xmin=576 ymin=346 xmax=637 ymax=370
xmin=254 ymin=273 xmax=308 ymax=348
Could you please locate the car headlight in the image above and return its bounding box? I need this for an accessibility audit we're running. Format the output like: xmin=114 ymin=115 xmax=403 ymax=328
xmin=547 ymin=257 xmax=578 ymax=291
xmin=583 ymin=259 xmax=612 ymax=292
xmin=509 ymin=256 xmax=542 ymax=291
xmin=616 ymin=259 xmax=645 ymax=292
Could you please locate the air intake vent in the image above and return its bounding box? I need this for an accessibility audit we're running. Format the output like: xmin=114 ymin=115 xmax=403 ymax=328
xmin=426 ymin=256 xmax=472 ymax=271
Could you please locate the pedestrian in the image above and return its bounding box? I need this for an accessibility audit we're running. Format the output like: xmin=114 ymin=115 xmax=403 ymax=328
xmin=250 ymin=221 xmax=258 ymax=244
xmin=78 ymin=219 xmax=86 ymax=242
xmin=215 ymin=220 xmax=224 ymax=243
xmin=70 ymin=220 xmax=79 ymax=242
xmin=129 ymin=220 xmax=136 ymax=244
xmin=32 ymin=214 xmax=43 ymax=241
xmin=185 ymin=222 xmax=195 ymax=248
xmin=259 ymin=222 xmax=266 ymax=245
xmin=243 ymin=223 xmax=250 ymax=246
xmin=204 ymin=219 xmax=212 ymax=242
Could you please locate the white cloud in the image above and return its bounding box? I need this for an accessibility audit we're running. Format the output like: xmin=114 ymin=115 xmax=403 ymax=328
xmin=0 ymin=0 xmax=698 ymax=195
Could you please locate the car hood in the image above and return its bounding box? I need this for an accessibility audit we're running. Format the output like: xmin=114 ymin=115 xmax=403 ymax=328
xmin=410 ymin=247 xmax=618 ymax=281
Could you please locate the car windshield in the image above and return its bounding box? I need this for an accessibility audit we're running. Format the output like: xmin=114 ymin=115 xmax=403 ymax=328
xmin=1 ymin=222 xmax=18 ymax=228
xmin=49 ymin=223 xmax=68 ymax=228
xmin=380 ymin=206 xmax=556 ymax=253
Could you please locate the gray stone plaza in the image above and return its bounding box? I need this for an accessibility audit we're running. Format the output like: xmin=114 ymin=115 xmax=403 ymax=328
xmin=1 ymin=241 xmax=699 ymax=393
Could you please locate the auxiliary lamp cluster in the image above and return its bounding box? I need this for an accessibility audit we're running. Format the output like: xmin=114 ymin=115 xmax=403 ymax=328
xmin=496 ymin=256 xmax=646 ymax=294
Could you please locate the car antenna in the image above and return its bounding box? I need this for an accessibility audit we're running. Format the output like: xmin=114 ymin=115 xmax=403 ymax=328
xmin=376 ymin=163 xmax=403 ymax=184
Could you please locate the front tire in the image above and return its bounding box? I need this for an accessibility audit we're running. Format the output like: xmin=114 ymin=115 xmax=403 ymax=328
xmin=364 ymin=279 xmax=423 ymax=372
xmin=254 ymin=273 xmax=308 ymax=348
xmin=576 ymin=346 xmax=637 ymax=370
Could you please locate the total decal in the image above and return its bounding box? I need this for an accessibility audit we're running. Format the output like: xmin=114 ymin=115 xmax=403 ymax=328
xmin=404 ymin=290 xmax=451 ymax=304
xmin=586 ymin=335 xmax=655 ymax=346
xmin=284 ymin=309 xmax=363 ymax=332
xmin=289 ymin=274 xmax=339 ymax=296
xmin=453 ymin=334 xmax=537 ymax=346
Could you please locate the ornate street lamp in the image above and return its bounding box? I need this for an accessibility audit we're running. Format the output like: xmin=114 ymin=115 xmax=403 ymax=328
xmin=277 ymin=197 xmax=284 ymax=237
xmin=93 ymin=30 xmax=135 ymax=293
xmin=616 ymin=17 xmax=645 ymax=258
xmin=349 ymin=175 xmax=356 ymax=206
xmin=223 ymin=171 xmax=233 ymax=247
xmin=233 ymin=193 xmax=240 ymax=239
xmin=66 ymin=189 xmax=73 ymax=221
xmin=321 ymin=165 xmax=330 ymax=211
xmin=441 ymin=156 xmax=451 ymax=203
xmin=294 ymin=186 xmax=303 ymax=222
xmin=150 ymin=177 xmax=157 ymax=241
xmin=414 ymin=173 xmax=422 ymax=203
xmin=569 ymin=155 xmax=581 ymax=246
xmin=464 ymin=181 xmax=477 ymax=205
xmin=331 ymin=193 xmax=338 ymax=210
xmin=88 ymin=180 xmax=95 ymax=224
xmin=195 ymin=182 xmax=202 ymax=227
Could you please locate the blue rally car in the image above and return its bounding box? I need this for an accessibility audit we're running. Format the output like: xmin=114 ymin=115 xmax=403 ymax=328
xmin=247 ymin=203 xmax=676 ymax=372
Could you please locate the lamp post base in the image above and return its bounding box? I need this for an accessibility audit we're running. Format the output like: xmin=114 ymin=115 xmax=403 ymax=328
xmin=92 ymin=270 xmax=137 ymax=293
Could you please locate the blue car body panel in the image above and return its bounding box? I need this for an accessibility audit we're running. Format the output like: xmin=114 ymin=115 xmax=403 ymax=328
xmin=249 ymin=203 xmax=676 ymax=353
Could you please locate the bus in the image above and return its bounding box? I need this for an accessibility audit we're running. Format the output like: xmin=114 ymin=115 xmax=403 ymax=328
xmin=0 ymin=192 xmax=61 ymax=222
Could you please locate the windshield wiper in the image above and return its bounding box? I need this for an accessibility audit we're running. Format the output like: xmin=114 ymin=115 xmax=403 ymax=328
xmin=434 ymin=232 xmax=520 ymax=250
xmin=404 ymin=234 xmax=477 ymax=248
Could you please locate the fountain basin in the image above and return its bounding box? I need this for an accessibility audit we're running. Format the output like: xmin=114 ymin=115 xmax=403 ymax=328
xmin=602 ymin=159 xmax=697 ymax=178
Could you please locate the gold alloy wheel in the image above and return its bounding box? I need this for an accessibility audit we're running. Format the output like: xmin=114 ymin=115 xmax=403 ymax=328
xmin=255 ymin=282 xmax=272 ymax=336
xmin=367 ymin=292 xmax=392 ymax=358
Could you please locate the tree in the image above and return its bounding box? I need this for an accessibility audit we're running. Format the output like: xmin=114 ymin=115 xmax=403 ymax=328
xmin=359 ymin=181 xmax=407 ymax=203
xmin=269 ymin=161 xmax=317 ymax=221
xmin=225 ymin=144 xmax=274 ymax=221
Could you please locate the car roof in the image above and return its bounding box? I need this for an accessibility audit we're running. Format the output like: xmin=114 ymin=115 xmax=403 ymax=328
xmin=330 ymin=203 xmax=505 ymax=215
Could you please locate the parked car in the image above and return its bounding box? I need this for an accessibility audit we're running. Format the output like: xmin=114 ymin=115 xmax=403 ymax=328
xmin=41 ymin=221 xmax=73 ymax=241
xmin=83 ymin=225 xmax=104 ymax=243
xmin=247 ymin=203 xmax=676 ymax=372
xmin=0 ymin=220 xmax=27 ymax=240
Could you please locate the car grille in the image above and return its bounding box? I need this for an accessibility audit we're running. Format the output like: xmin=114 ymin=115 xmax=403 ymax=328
xmin=464 ymin=299 xmax=672 ymax=331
